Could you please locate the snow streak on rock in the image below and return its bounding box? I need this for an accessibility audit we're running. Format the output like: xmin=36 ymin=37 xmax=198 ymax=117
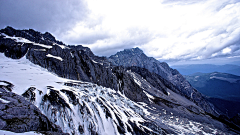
xmin=2 ymin=33 xmax=53 ymax=49
xmin=46 ymin=54 xmax=63 ymax=61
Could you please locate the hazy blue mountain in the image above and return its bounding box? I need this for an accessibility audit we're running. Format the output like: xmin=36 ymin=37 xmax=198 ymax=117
xmin=171 ymin=64 xmax=240 ymax=76
xmin=185 ymin=72 xmax=240 ymax=118
xmin=185 ymin=72 xmax=240 ymax=101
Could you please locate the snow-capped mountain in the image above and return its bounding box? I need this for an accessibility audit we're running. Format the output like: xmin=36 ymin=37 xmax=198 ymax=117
xmin=0 ymin=26 xmax=239 ymax=134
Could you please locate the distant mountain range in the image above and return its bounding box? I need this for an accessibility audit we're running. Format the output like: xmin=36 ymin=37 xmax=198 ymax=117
xmin=185 ymin=72 xmax=240 ymax=101
xmin=171 ymin=64 xmax=240 ymax=76
xmin=185 ymin=72 xmax=240 ymax=118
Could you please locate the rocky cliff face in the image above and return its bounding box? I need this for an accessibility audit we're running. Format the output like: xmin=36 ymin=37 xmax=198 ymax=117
xmin=0 ymin=82 xmax=68 ymax=135
xmin=0 ymin=26 xmax=239 ymax=134
xmin=109 ymin=47 xmax=217 ymax=116
xmin=0 ymin=26 xmax=117 ymax=90
xmin=109 ymin=47 xmax=171 ymax=79
xmin=0 ymin=55 xmax=166 ymax=135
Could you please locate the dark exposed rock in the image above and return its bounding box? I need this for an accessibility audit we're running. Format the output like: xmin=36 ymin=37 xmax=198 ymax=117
xmin=112 ymin=66 xmax=149 ymax=102
xmin=127 ymin=120 xmax=166 ymax=135
xmin=126 ymin=66 xmax=178 ymax=95
xmin=0 ymin=37 xmax=30 ymax=59
xmin=22 ymin=87 xmax=37 ymax=103
xmin=0 ymin=81 xmax=13 ymax=92
xmin=152 ymin=96 xmax=180 ymax=108
xmin=78 ymin=125 xmax=84 ymax=134
xmin=0 ymin=84 xmax=68 ymax=135
xmin=109 ymin=47 xmax=169 ymax=79
xmin=231 ymin=114 xmax=240 ymax=127
xmin=60 ymin=89 xmax=78 ymax=105
xmin=43 ymin=89 xmax=70 ymax=109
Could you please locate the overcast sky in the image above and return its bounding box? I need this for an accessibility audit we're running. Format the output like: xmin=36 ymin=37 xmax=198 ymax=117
xmin=1 ymin=0 xmax=240 ymax=65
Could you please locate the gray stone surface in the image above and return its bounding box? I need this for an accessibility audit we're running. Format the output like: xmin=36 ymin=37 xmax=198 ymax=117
xmin=0 ymin=83 xmax=68 ymax=135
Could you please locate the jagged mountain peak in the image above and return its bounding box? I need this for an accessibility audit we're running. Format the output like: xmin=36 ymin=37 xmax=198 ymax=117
xmin=108 ymin=47 xmax=220 ymax=116
xmin=123 ymin=47 xmax=143 ymax=54
xmin=43 ymin=31 xmax=55 ymax=39
xmin=110 ymin=47 xmax=144 ymax=58
xmin=0 ymin=26 xmax=64 ymax=46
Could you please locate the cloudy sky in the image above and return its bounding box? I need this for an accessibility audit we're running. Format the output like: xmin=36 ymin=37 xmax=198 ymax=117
xmin=1 ymin=0 xmax=240 ymax=65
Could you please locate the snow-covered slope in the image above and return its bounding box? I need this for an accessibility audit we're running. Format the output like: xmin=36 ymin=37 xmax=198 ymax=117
xmin=0 ymin=130 xmax=43 ymax=135
xmin=0 ymin=53 xmax=163 ymax=134
xmin=0 ymin=26 xmax=238 ymax=134
xmin=0 ymin=53 xmax=232 ymax=135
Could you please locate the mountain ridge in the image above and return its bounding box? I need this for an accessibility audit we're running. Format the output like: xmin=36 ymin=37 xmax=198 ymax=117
xmin=108 ymin=47 xmax=217 ymax=116
xmin=185 ymin=72 xmax=240 ymax=100
xmin=172 ymin=64 xmax=240 ymax=76
xmin=185 ymin=72 xmax=240 ymax=118
xmin=0 ymin=26 xmax=239 ymax=134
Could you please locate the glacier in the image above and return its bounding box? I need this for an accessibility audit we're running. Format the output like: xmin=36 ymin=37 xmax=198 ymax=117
xmin=0 ymin=54 xmax=162 ymax=134
xmin=0 ymin=52 xmax=227 ymax=135
xmin=0 ymin=26 xmax=238 ymax=134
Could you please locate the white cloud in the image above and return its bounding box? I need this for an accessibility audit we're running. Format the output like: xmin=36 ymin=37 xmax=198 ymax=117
xmin=1 ymin=0 xmax=240 ymax=65
xmin=60 ymin=0 xmax=240 ymax=63
xmin=222 ymin=47 xmax=231 ymax=54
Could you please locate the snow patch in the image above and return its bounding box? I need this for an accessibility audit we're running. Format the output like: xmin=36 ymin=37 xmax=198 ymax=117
xmin=0 ymin=97 xmax=10 ymax=103
xmin=0 ymin=53 xmax=69 ymax=95
xmin=46 ymin=54 xmax=63 ymax=61
xmin=92 ymin=60 xmax=98 ymax=64
xmin=34 ymin=49 xmax=46 ymax=51
xmin=161 ymin=117 xmax=220 ymax=135
xmin=32 ymin=43 xmax=52 ymax=49
xmin=143 ymin=91 xmax=154 ymax=104
xmin=0 ymin=82 xmax=8 ymax=86
xmin=129 ymin=72 xmax=142 ymax=87
xmin=137 ymin=102 xmax=147 ymax=106
xmin=2 ymin=33 xmax=52 ymax=49
xmin=70 ymin=52 xmax=74 ymax=58
xmin=53 ymin=43 xmax=67 ymax=49
xmin=143 ymin=91 xmax=154 ymax=100
xmin=0 ymin=130 xmax=43 ymax=135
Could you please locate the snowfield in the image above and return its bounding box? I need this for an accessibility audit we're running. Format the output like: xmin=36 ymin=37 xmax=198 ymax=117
xmin=0 ymin=53 xmax=153 ymax=135
xmin=0 ymin=130 xmax=43 ymax=135
xmin=0 ymin=53 xmax=227 ymax=135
